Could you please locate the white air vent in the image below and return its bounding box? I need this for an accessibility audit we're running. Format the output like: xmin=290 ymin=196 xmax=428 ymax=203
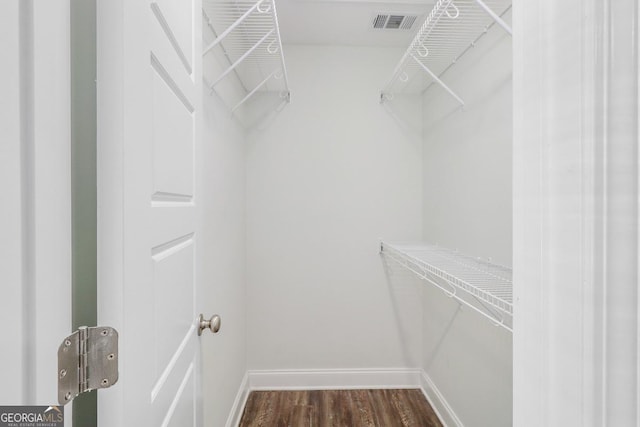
xmin=373 ymin=14 xmax=388 ymax=29
xmin=372 ymin=14 xmax=418 ymax=30
xmin=400 ymin=15 xmax=417 ymax=29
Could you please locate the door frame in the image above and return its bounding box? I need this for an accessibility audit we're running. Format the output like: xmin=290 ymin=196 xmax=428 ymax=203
xmin=513 ymin=0 xmax=640 ymax=425
xmin=95 ymin=0 xmax=126 ymax=424
xmin=0 ymin=0 xmax=72 ymax=416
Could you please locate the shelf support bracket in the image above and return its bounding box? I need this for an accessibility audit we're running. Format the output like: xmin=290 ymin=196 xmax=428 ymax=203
xmin=202 ymin=0 xmax=268 ymax=57
xmin=473 ymin=0 xmax=512 ymax=35
xmin=269 ymin=0 xmax=290 ymax=99
xmin=232 ymin=70 xmax=277 ymax=112
xmin=410 ymin=54 xmax=464 ymax=107
xmin=209 ymin=29 xmax=275 ymax=89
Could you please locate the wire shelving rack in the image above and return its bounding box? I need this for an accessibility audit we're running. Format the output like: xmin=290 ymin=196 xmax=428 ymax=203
xmin=380 ymin=0 xmax=512 ymax=105
xmin=202 ymin=0 xmax=290 ymax=112
xmin=380 ymin=241 xmax=513 ymax=332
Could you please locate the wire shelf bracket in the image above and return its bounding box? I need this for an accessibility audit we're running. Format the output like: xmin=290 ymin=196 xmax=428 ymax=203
xmin=474 ymin=0 xmax=512 ymax=35
xmin=380 ymin=241 xmax=513 ymax=332
xmin=410 ymin=54 xmax=464 ymax=107
xmin=232 ymin=69 xmax=276 ymax=112
xmin=202 ymin=0 xmax=291 ymax=113
xmin=380 ymin=0 xmax=512 ymax=104
xmin=208 ymin=28 xmax=275 ymax=89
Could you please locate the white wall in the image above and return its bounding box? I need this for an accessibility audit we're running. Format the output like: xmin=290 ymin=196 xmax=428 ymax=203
xmin=200 ymin=20 xmax=248 ymax=427
xmin=420 ymin=16 xmax=513 ymax=427
xmin=421 ymin=26 xmax=512 ymax=266
xmin=245 ymin=45 xmax=423 ymax=371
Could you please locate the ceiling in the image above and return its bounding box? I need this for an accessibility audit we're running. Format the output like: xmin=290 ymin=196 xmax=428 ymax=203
xmin=275 ymin=0 xmax=435 ymax=47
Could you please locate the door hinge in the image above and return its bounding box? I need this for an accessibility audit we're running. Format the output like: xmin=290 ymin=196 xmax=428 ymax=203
xmin=57 ymin=326 xmax=119 ymax=405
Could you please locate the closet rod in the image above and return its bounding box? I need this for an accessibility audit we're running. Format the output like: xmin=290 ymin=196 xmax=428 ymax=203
xmin=411 ymin=54 xmax=464 ymax=106
xmin=474 ymin=0 xmax=512 ymax=35
xmin=202 ymin=0 xmax=268 ymax=57
xmin=209 ymin=29 xmax=275 ymax=89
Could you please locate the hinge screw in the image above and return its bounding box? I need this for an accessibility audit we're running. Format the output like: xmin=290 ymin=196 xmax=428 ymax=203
xmin=59 ymin=369 xmax=67 ymax=379
xmin=101 ymin=330 xmax=109 ymax=336
xmin=107 ymin=353 xmax=115 ymax=361
xmin=101 ymin=379 xmax=109 ymax=387
xmin=64 ymin=340 xmax=71 ymax=347
xmin=65 ymin=392 xmax=72 ymax=401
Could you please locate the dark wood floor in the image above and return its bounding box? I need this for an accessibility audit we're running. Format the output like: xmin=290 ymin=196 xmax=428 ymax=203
xmin=238 ymin=389 xmax=443 ymax=427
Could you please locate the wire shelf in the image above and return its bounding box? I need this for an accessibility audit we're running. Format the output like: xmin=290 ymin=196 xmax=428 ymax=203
xmin=202 ymin=0 xmax=290 ymax=112
xmin=380 ymin=0 xmax=511 ymax=105
xmin=380 ymin=241 xmax=512 ymax=332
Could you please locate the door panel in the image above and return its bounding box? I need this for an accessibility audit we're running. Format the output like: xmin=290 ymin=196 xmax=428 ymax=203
xmin=162 ymin=365 xmax=196 ymax=427
xmin=149 ymin=16 xmax=196 ymax=110
xmin=165 ymin=364 xmax=196 ymax=427
xmin=151 ymin=0 xmax=194 ymax=74
xmin=152 ymin=339 xmax=197 ymax=426
xmin=97 ymin=0 xmax=202 ymax=424
xmin=151 ymin=67 xmax=195 ymax=198
xmin=148 ymin=0 xmax=201 ymax=423
xmin=152 ymin=237 xmax=195 ymax=379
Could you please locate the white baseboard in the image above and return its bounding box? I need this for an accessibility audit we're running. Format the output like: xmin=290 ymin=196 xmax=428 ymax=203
xmin=247 ymin=368 xmax=423 ymax=390
xmin=419 ymin=371 xmax=463 ymax=427
xmin=225 ymin=372 xmax=250 ymax=427
xmin=227 ymin=368 xmax=462 ymax=427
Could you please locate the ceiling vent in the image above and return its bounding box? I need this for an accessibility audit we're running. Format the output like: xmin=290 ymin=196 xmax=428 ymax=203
xmin=372 ymin=14 xmax=418 ymax=30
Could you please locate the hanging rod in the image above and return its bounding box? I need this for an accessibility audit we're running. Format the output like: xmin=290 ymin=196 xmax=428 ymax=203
xmin=380 ymin=0 xmax=512 ymax=103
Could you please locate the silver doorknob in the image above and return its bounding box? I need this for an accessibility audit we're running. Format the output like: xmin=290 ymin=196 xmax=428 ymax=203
xmin=198 ymin=314 xmax=221 ymax=336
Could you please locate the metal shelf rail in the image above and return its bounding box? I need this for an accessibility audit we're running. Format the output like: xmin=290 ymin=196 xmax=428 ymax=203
xmin=202 ymin=0 xmax=290 ymax=112
xmin=380 ymin=0 xmax=512 ymax=105
xmin=380 ymin=241 xmax=513 ymax=332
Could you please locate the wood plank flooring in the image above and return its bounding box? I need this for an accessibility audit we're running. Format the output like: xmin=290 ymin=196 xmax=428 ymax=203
xmin=238 ymin=389 xmax=443 ymax=427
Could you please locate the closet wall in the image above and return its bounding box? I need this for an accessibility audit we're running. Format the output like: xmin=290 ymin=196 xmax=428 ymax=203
xmin=241 ymin=29 xmax=513 ymax=424
xmin=420 ymin=13 xmax=512 ymax=427
xmin=245 ymin=45 xmax=424 ymax=373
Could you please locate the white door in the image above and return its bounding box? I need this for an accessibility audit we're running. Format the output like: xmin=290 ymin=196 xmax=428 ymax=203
xmin=96 ymin=0 xmax=206 ymax=425
xmin=0 ymin=0 xmax=72 ymax=420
